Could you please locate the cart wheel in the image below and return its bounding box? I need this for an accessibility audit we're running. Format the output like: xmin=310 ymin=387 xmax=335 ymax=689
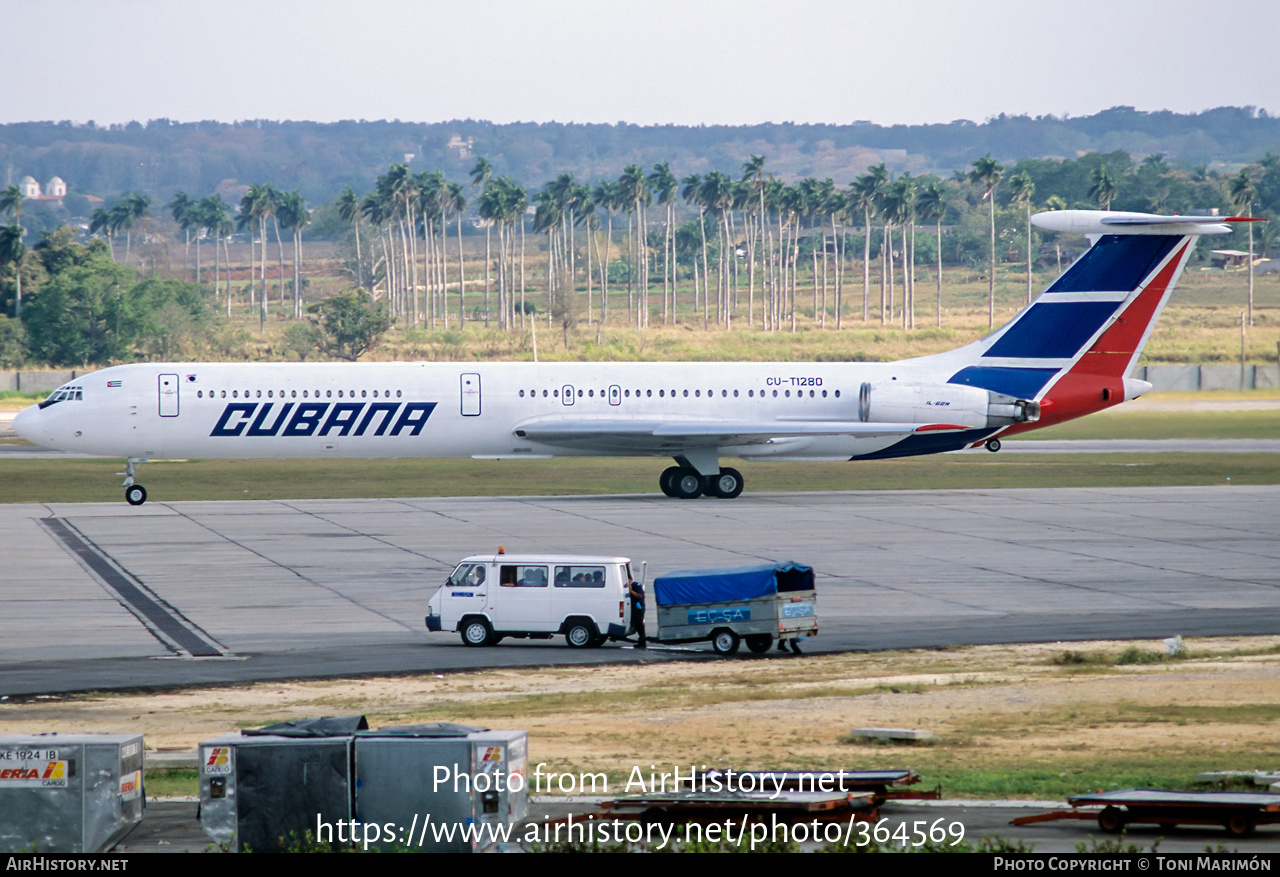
xmin=746 ymin=635 xmax=772 ymax=654
xmin=711 ymin=629 xmax=740 ymax=656
xmin=1225 ymin=813 xmax=1256 ymax=837
xmin=1097 ymin=806 xmax=1125 ymax=833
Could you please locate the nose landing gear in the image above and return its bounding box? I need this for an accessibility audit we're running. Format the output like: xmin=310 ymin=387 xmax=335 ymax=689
xmin=119 ymin=457 xmax=149 ymax=506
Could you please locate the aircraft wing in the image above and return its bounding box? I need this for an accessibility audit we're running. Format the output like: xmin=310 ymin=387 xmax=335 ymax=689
xmin=511 ymin=416 xmax=971 ymax=453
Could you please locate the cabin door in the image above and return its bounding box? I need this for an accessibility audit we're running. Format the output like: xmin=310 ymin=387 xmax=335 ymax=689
xmin=158 ymin=374 xmax=179 ymax=417
xmin=461 ymin=373 xmax=481 ymax=416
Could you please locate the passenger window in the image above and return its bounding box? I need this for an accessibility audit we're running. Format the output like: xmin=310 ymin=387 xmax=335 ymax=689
xmin=500 ymin=565 xmax=547 ymax=587
xmin=555 ymin=566 xmax=606 ymax=588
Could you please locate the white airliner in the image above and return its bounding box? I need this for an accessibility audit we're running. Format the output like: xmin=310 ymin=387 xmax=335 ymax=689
xmin=14 ymin=210 xmax=1253 ymax=505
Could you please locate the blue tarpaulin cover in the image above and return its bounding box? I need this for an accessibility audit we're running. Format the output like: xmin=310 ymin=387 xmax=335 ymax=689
xmin=653 ymin=562 xmax=814 ymax=607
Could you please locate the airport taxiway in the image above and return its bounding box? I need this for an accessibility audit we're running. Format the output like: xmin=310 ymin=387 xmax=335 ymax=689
xmin=2 ymin=485 xmax=1278 ymax=696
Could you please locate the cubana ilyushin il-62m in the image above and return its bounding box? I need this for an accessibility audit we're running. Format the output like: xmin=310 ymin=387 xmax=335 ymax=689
xmin=14 ymin=210 xmax=1256 ymax=505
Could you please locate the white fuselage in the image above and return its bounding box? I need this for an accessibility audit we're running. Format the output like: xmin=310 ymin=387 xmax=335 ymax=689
xmin=18 ymin=359 xmax=961 ymax=463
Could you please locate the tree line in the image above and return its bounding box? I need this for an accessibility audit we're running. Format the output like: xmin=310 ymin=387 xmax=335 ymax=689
xmin=4 ymin=107 xmax=1278 ymax=207
xmin=1 ymin=146 xmax=1276 ymax=369
xmin=306 ymin=149 xmax=1280 ymax=335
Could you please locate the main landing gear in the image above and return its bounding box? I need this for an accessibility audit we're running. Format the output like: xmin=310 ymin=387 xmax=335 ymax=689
xmin=659 ymin=464 xmax=745 ymax=499
xmin=120 ymin=457 xmax=148 ymax=506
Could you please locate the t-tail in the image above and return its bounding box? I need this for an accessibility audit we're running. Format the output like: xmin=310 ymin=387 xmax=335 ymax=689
xmin=910 ymin=210 xmax=1256 ymax=444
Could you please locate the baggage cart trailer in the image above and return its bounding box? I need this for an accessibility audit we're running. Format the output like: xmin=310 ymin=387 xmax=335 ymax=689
xmin=647 ymin=562 xmax=817 ymax=655
xmin=1011 ymin=789 xmax=1280 ymax=837
xmin=691 ymin=769 xmax=937 ymax=803
xmin=599 ymin=789 xmax=878 ymax=825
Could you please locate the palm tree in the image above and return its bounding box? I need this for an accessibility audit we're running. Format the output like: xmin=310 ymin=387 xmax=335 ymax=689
xmin=277 ymin=191 xmax=309 ymax=317
xmin=851 ymin=169 xmax=885 ymax=323
xmin=1229 ymin=170 xmax=1258 ymax=326
xmin=1139 ymin=152 xmax=1168 ymax=177
xmin=443 ymin=182 xmax=467 ymax=327
xmin=477 ymin=180 xmax=506 ymax=328
xmin=1007 ymin=171 xmax=1036 ymax=303
xmin=741 ymin=155 xmax=768 ymax=328
xmin=968 ymin=154 xmax=1003 ymax=329
xmin=471 ymin=158 xmax=495 ymax=327
xmin=239 ymin=184 xmax=274 ymax=331
xmin=592 ymin=179 xmax=621 ymax=324
xmin=699 ymin=171 xmax=734 ymax=329
xmin=916 ymin=182 xmax=948 ymax=327
xmin=337 ymin=185 xmax=365 ymax=288
xmin=168 ymin=191 xmax=196 ymax=281
xmin=498 ymin=177 xmax=529 ymax=330
xmin=89 ymin=207 xmax=115 ymax=260
xmin=1044 ymin=195 xmax=1067 ymax=273
xmin=568 ymin=183 xmax=593 ymax=328
xmin=199 ymin=195 xmax=232 ymax=315
xmin=0 ymin=223 xmax=25 ymax=318
xmin=680 ymin=174 xmax=707 ymax=326
xmin=811 ymin=177 xmax=840 ymax=329
xmin=648 ymin=162 xmax=678 ymax=325
xmin=777 ymin=182 xmax=806 ymax=331
xmin=879 ymin=177 xmax=912 ymax=327
xmin=379 ymin=165 xmax=418 ymax=323
xmin=360 ymin=188 xmax=392 ymax=306
xmin=112 ymin=192 xmax=151 ymax=266
xmin=532 ymin=186 xmax=564 ymax=333
xmin=469 ymin=157 xmax=492 ymax=190
xmin=893 ymin=175 xmax=917 ymax=329
xmin=0 ymin=185 xmax=23 ymax=230
xmin=1089 ymin=166 xmax=1117 ymax=211
xmin=416 ymin=170 xmax=446 ymax=328
xmin=618 ymin=164 xmax=650 ymax=328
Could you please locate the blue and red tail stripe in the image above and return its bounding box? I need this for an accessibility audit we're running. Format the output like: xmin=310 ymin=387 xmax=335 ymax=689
xmin=945 ymin=234 xmax=1189 ymax=407
xmin=999 ymin=235 xmax=1192 ymax=435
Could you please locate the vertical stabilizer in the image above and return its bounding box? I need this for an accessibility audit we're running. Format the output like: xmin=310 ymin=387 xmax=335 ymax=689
xmin=927 ymin=210 xmax=1239 ymax=434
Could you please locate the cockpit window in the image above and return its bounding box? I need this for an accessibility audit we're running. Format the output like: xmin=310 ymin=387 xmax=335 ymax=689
xmin=38 ymin=386 xmax=82 ymax=409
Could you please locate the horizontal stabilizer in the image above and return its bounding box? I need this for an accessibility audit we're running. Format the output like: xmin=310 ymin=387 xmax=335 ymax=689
xmin=1031 ymin=209 xmax=1255 ymax=236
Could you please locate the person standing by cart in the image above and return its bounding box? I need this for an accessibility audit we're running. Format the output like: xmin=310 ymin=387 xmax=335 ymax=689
xmin=628 ymin=576 xmax=647 ymax=648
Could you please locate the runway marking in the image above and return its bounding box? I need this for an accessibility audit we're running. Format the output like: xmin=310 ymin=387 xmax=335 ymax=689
xmin=39 ymin=517 xmax=227 ymax=658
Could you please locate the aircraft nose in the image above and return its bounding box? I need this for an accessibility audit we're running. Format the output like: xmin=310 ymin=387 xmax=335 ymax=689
xmin=12 ymin=405 xmax=40 ymax=442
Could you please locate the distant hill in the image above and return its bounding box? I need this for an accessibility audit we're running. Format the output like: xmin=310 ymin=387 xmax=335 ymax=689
xmin=2 ymin=107 xmax=1277 ymax=205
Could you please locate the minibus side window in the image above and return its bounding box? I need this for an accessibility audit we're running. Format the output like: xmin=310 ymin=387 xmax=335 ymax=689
xmin=502 ymin=565 xmax=547 ymax=587
xmin=555 ymin=565 xmax=606 ymax=588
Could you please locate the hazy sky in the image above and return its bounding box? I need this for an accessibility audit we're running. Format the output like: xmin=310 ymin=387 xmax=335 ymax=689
xmin=8 ymin=0 xmax=1279 ymax=127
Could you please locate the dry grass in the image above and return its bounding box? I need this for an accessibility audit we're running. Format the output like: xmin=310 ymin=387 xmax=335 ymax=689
xmin=9 ymin=636 xmax=1280 ymax=798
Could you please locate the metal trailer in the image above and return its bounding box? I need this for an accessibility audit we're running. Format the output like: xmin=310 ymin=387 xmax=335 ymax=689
xmin=0 ymin=733 xmax=144 ymax=853
xmin=1011 ymin=789 xmax=1280 ymax=837
xmin=691 ymin=769 xmax=938 ymax=804
xmin=599 ymin=789 xmax=878 ymax=825
xmin=644 ymin=562 xmax=818 ymax=655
